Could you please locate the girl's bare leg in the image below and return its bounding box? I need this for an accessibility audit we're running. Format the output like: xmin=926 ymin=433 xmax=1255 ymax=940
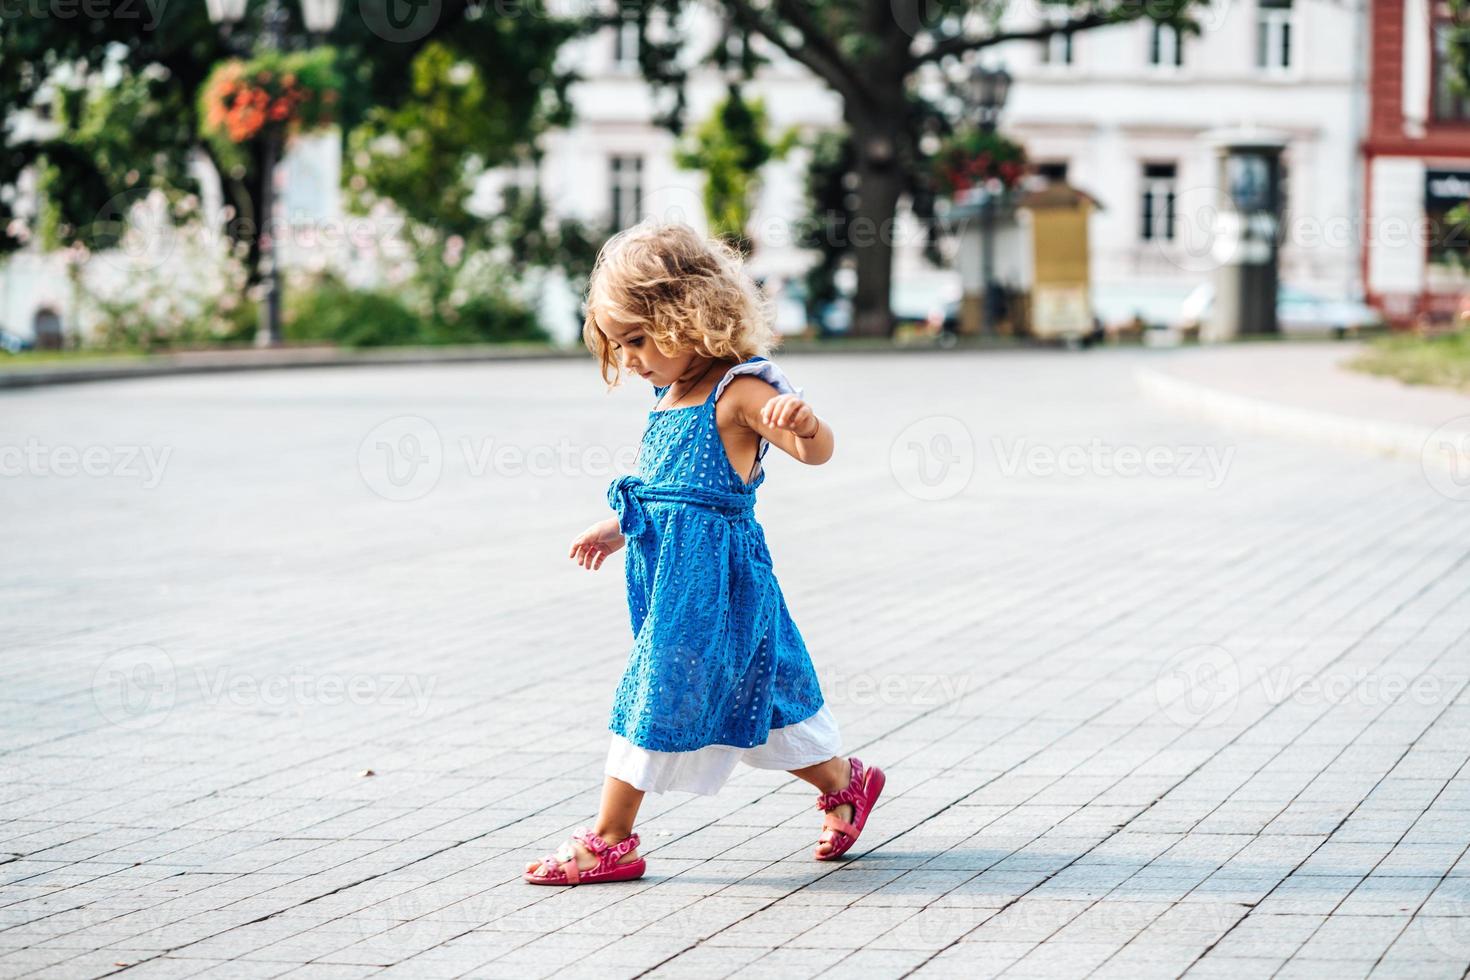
xmin=595 ymin=775 xmax=645 ymax=848
xmin=525 ymin=775 xmax=645 ymax=877
xmin=788 ymin=756 xmax=854 ymax=857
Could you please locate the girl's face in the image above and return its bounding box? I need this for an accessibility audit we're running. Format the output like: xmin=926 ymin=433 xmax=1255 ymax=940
xmin=596 ymin=311 xmax=697 ymax=388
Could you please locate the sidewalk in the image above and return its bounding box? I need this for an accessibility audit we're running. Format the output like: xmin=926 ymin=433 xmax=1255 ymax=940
xmin=1136 ymin=341 xmax=1470 ymax=471
xmin=4 ymin=351 xmax=1469 ymax=978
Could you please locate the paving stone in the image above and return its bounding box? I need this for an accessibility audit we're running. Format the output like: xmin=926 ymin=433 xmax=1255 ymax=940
xmin=3 ymin=352 xmax=1469 ymax=978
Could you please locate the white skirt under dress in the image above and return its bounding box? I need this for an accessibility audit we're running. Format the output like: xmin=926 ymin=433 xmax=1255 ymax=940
xmin=605 ymin=704 xmax=842 ymax=796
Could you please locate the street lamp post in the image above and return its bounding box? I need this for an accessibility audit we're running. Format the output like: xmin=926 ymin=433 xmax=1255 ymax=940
xmin=205 ymin=0 xmax=340 ymax=348
xmin=969 ymin=64 xmax=1010 ymax=335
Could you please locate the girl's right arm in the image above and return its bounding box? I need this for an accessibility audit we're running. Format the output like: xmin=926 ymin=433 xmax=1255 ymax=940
xmin=569 ymin=517 xmax=625 ymax=571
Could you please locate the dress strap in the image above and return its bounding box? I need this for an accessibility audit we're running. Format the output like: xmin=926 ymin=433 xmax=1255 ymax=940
xmin=702 ymin=360 xmax=750 ymax=405
xmin=705 ymin=356 xmax=806 ymax=481
xmin=708 ymin=356 xmax=805 ymax=405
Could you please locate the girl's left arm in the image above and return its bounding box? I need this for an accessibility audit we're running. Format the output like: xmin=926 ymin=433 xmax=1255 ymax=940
xmin=736 ymin=384 xmax=834 ymax=466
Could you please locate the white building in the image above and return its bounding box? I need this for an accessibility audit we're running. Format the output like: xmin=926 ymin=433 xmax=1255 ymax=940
xmin=990 ymin=0 xmax=1369 ymax=326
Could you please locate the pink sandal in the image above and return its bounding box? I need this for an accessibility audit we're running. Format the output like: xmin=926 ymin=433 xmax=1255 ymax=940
xmin=523 ymin=827 xmax=645 ymax=885
xmin=814 ymin=756 xmax=885 ymax=861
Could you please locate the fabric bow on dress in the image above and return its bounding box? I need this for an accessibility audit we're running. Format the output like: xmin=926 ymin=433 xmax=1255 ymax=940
xmin=607 ymin=474 xmax=755 ymax=540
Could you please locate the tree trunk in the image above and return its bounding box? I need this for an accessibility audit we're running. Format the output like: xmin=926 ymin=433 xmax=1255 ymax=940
xmin=847 ymin=124 xmax=903 ymax=338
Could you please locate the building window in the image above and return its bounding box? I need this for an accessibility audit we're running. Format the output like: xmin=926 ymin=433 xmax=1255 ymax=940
xmin=609 ymin=155 xmax=643 ymax=229
xmin=612 ymin=13 xmax=639 ymax=70
xmin=1256 ymin=0 xmax=1292 ymax=71
xmin=1432 ymin=2 xmax=1470 ymax=121
xmin=1040 ymin=29 xmax=1073 ymax=66
xmin=1036 ymin=161 xmax=1069 ymax=184
xmin=1426 ymin=169 xmax=1470 ymax=273
xmin=1150 ymin=23 xmax=1184 ymax=67
xmin=1140 ymin=162 xmax=1177 ymax=241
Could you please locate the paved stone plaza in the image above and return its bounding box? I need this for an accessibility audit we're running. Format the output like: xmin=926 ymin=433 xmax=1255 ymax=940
xmin=2 ymin=348 xmax=1468 ymax=979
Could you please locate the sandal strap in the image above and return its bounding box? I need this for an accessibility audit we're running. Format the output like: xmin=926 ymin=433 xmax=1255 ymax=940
xmin=815 ymin=786 xmax=861 ymax=812
xmin=572 ymin=827 xmax=608 ymax=856
xmin=529 ymin=850 xmax=563 ymax=880
xmin=821 ymin=812 xmax=860 ymax=838
xmin=814 ymin=758 xmax=864 ymax=812
xmin=611 ymin=833 xmax=640 ymax=861
xmin=571 ymin=828 xmax=641 ymax=870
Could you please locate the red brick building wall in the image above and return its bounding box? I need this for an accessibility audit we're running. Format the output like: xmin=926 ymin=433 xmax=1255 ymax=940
xmin=1364 ymin=0 xmax=1470 ymax=321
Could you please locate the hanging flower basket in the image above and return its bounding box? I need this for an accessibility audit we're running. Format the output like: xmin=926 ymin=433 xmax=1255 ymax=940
xmin=934 ymin=128 xmax=1028 ymax=201
xmin=199 ymin=47 xmax=341 ymax=146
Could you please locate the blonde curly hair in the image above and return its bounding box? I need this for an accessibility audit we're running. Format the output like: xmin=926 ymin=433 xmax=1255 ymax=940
xmin=583 ymin=222 xmax=777 ymax=387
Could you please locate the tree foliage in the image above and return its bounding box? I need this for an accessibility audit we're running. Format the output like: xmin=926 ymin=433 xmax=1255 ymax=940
xmin=626 ymin=0 xmax=1205 ymax=334
xmin=674 ymin=85 xmax=796 ymax=248
xmin=0 ymin=1 xmax=577 ymax=279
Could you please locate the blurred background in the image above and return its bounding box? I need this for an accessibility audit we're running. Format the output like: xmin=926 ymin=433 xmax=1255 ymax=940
xmin=1 ymin=0 xmax=1469 ymax=393
xmin=8 ymin=6 xmax=1470 ymax=975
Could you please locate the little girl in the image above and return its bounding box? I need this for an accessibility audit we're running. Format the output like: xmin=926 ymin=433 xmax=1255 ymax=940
xmin=523 ymin=223 xmax=885 ymax=885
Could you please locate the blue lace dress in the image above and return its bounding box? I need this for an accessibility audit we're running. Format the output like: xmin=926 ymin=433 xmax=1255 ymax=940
xmin=603 ymin=357 xmax=839 ymax=792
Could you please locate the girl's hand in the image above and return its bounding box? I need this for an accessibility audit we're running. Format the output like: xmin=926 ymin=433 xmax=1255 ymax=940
xmin=760 ymin=394 xmax=819 ymax=439
xmin=569 ymin=517 xmax=625 ymax=571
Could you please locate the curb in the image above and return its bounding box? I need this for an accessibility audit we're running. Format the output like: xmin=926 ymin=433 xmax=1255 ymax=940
xmin=1134 ymin=365 xmax=1470 ymax=473
xmin=0 ymin=345 xmax=585 ymax=390
xmin=0 ymin=335 xmax=1041 ymax=391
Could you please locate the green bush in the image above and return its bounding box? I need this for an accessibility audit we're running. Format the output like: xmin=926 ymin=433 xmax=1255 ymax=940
xmin=284 ymin=277 xmax=421 ymax=348
xmin=429 ymin=292 xmax=547 ymax=344
xmin=286 ymin=274 xmax=548 ymax=348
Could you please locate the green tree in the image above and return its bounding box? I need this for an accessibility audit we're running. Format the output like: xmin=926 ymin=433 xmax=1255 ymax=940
xmin=675 ymin=84 xmax=796 ymax=249
xmin=629 ymin=0 xmax=1203 ymax=335
xmin=343 ymin=40 xmax=596 ymax=333
xmin=798 ymin=130 xmax=857 ymax=320
xmin=0 ymin=2 xmax=576 ymax=291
